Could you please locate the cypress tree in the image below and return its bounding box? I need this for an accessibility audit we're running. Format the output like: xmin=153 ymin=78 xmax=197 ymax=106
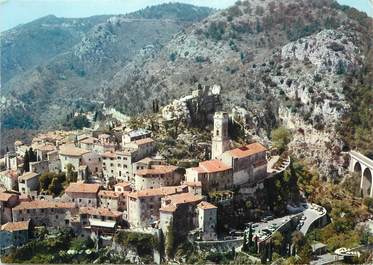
xmin=23 ymin=150 xmax=30 ymax=172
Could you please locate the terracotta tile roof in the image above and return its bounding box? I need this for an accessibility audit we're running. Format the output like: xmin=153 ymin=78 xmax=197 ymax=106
xmin=128 ymin=186 xmax=186 ymax=199
xmin=80 ymin=207 xmax=122 ymax=218
xmin=164 ymin=193 xmax=203 ymax=206
xmin=1 ymin=220 xmax=30 ymax=232
xmin=132 ymin=138 xmax=154 ymax=146
xmin=183 ymin=181 xmax=202 ymax=187
xmin=193 ymin=160 xmax=231 ymax=174
xmin=98 ymin=134 xmax=111 ymax=139
xmin=115 ymin=149 xmax=134 ymax=156
xmin=114 ymin=182 xmax=131 ymax=190
xmin=65 ymin=182 xmax=100 ymax=194
xmin=136 ymin=165 xmax=177 ymax=176
xmin=0 ymin=170 xmax=19 ymax=181
xmin=14 ymin=140 xmax=23 ymax=146
xmin=13 ymin=200 xmax=75 ymax=211
xmin=102 ymin=151 xmax=116 ymax=158
xmin=59 ymin=145 xmax=89 ymax=157
xmin=160 ymin=205 xmax=177 ymax=213
xmin=19 ymin=172 xmax=39 ymax=181
xmin=99 ymin=190 xmax=122 ymax=198
xmin=0 ymin=192 xmax=17 ymax=202
xmin=34 ymin=144 xmax=56 ymax=152
xmin=80 ymin=137 xmax=98 ymax=144
xmin=197 ymin=201 xmax=217 ymax=210
xmin=227 ymin=143 xmax=267 ymax=158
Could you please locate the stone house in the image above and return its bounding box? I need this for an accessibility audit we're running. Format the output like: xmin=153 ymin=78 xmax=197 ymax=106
xmin=102 ymin=142 xmax=156 ymax=183
xmin=127 ymin=185 xmax=188 ymax=228
xmin=134 ymin=165 xmax=181 ymax=191
xmin=0 ymin=193 xmax=19 ymax=224
xmin=98 ymin=190 xmax=127 ymax=211
xmin=124 ymin=138 xmax=156 ymax=160
xmin=12 ymin=200 xmax=76 ymax=228
xmin=0 ymin=220 xmax=31 ymax=253
xmin=29 ymin=160 xmax=49 ymax=175
xmin=79 ymin=207 xmax=123 ymax=236
xmin=185 ymin=160 xmax=233 ymax=194
xmin=122 ymin=129 xmax=151 ymax=145
xmin=79 ymin=137 xmax=99 ymax=151
xmin=64 ymin=182 xmax=100 ymax=207
xmin=0 ymin=170 xmax=18 ymax=191
xmin=18 ymin=172 xmax=40 ymax=196
xmin=159 ymin=193 xmax=204 ymax=240
xmin=4 ymin=152 xmax=22 ymax=171
xmin=58 ymin=145 xmax=90 ymax=172
xmin=34 ymin=144 xmax=56 ymax=161
xmin=182 ymin=181 xmax=202 ymax=195
xmin=14 ymin=141 xmax=28 ymax=157
xmin=114 ymin=182 xmax=131 ymax=192
xmin=196 ymin=201 xmax=218 ymax=240
xmin=221 ymin=143 xmax=267 ymax=185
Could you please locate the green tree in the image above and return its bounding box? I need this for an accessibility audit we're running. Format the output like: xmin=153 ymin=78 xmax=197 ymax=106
xmin=271 ymin=127 xmax=292 ymax=153
xmin=39 ymin=173 xmax=53 ymax=191
xmin=48 ymin=177 xmax=63 ymax=196
xmin=272 ymin=231 xmax=284 ymax=255
xmin=23 ymin=150 xmax=30 ymax=172
xmin=66 ymin=164 xmax=77 ymax=183
xmin=291 ymin=231 xmax=305 ymax=255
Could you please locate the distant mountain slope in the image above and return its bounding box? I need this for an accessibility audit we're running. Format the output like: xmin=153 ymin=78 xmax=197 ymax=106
xmin=104 ymin=0 xmax=372 ymax=178
xmin=1 ymin=3 xmax=214 ymax=131
xmin=1 ymin=15 xmax=110 ymax=84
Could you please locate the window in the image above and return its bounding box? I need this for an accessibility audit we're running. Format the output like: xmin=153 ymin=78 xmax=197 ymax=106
xmin=55 ymin=215 xmax=58 ymax=219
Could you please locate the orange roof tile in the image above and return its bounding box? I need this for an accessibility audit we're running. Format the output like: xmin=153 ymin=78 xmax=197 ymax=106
xmin=98 ymin=190 xmax=122 ymax=198
xmin=136 ymin=165 xmax=177 ymax=176
xmin=115 ymin=181 xmax=131 ymax=188
xmin=19 ymin=172 xmax=39 ymax=181
xmin=35 ymin=144 xmax=56 ymax=152
xmin=80 ymin=137 xmax=98 ymax=144
xmin=228 ymin=143 xmax=267 ymax=158
xmin=160 ymin=205 xmax=177 ymax=213
xmin=193 ymin=160 xmax=231 ymax=173
xmin=101 ymin=151 xmax=116 ymax=158
xmin=14 ymin=140 xmax=23 ymax=146
xmin=80 ymin=207 xmax=122 ymax=218
xmin=0 ymin=170 xmax=18 ymax=180
xmin=132 ymin=138 xmax=154 ymax=145
xmin=65 ymin=182 xmax=100 ymax=194
xmin=1 ymin=220 xmax=30 ymax=232
xmin=13 ymin=200 xmax=75 ymax=211
xmin=183 ymin=181 xmax=202 ymax=187
xmin=0 ymin=192 xmax=17 ymax=202
xmin=197 ymin=201 xmax=217 ymax=210
xmin=59 ymin=145 xmax=89 ymax=157
xmin=128 ymin=186 xmax=186 ymax=199
xmin=164 ymin=193 xmax=203 ymax=206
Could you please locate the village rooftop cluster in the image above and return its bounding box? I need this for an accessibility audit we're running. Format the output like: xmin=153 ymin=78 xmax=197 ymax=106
xmin=0 ymin=110 xmax=270 ymax=253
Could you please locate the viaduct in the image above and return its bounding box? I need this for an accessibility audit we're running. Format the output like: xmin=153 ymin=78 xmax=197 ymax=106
xmin=349 ymin=151 xmax=373 ymax=197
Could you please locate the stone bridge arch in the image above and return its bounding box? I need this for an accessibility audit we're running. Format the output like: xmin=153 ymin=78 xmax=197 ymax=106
xmin=349 ymin=151 xmax=373 ymax=197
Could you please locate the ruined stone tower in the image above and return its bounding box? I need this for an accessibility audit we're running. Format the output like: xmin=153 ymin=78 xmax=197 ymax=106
xmin=211 ymin=112 xmax=230 ymax=159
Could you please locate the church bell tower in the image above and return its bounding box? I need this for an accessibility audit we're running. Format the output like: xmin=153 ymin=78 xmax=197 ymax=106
xmin=211 ymin=112 xmax=230 ymax=159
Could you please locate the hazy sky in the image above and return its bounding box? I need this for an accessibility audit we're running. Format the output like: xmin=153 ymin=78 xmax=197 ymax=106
xmin=0 ymin=0 xmax=372 ymax=32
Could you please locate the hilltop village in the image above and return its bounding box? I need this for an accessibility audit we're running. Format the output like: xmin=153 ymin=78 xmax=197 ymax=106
xmin=0 ymin=86 xmax=279 ymax=258
xmin=0 ymin=86 xmax=371 ymax=264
